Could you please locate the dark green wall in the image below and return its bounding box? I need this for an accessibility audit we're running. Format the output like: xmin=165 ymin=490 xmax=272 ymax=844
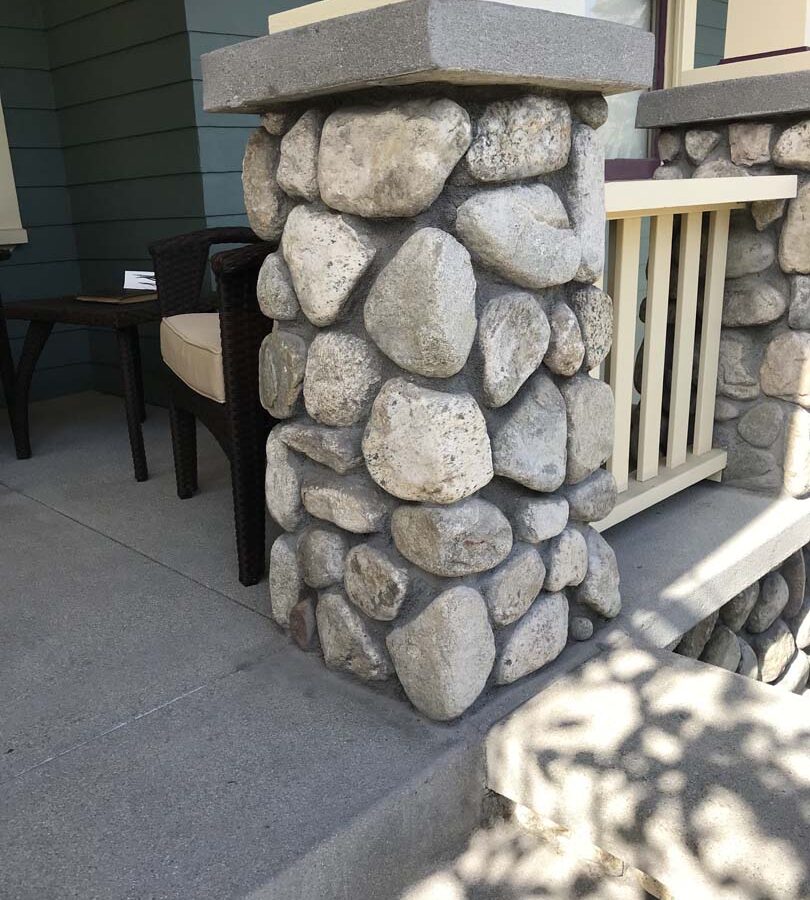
xmin=695 ymin=0 xmax=729 ymax=68
xmin=0 ymin=0 xmax=91 ymax=401
xmin=0 ymin=0 xmax=295 ymax=407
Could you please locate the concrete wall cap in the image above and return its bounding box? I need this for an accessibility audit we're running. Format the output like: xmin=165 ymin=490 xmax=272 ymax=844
xmin=202 ymin=0 xmax=654 ymax=114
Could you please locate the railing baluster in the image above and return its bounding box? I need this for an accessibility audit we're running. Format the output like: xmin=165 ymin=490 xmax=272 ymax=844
xmin=607 ymin=216 xmax=641 ymax=493
xmin=666 ymin=210 xmax=703 ymax=469
xmin=637 ymin=213 xmax=674 ymax=482
xmin=693 ymin=208 xmax=731 ymax=455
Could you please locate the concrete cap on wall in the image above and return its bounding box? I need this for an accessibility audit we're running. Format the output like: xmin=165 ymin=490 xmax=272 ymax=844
xmin=637 ymin=71 xmax=810 ymax=130
xmin=201 ymin=0 xmax=655 ymax=114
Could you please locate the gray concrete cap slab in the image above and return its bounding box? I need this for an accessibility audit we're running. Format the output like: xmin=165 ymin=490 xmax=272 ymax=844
xmin=637 ymin=71 xmax=810 ymax=129
xmin=202 ymin=0 xmax=655 ymax=113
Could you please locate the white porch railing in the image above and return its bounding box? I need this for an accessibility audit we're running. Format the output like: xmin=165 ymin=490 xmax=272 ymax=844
xmin=594 ymin=175 xmax=797 ymax=532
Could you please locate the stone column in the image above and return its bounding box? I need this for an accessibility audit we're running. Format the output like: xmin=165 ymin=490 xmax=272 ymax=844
xmin=638 ymin=77 xmax=810 ymax=498
xmin=203 ymin=0 xmax=653 ymax=720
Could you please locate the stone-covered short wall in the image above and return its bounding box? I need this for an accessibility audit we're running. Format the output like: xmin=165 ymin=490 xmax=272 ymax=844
xmin=675 ymin=546 xmax=810 ymax=693
xmin=654 ymin=121 xmax=810 ymax=496
xmin=249 ymin=89 xmax=622 ymax=720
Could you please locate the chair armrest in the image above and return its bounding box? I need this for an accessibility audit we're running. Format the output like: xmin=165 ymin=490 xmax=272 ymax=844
xmin=149 ymin=227 xmax=263 ymax=318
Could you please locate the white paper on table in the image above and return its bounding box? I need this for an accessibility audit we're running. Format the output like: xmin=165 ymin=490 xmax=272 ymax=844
xmin=124 ymin=270 xmax=156 ymax=290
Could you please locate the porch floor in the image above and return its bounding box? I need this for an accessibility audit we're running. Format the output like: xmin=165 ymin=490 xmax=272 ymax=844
xmin=2 ymin=392 xmax=809 ymax=899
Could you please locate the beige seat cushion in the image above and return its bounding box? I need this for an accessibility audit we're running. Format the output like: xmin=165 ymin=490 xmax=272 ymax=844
xmin=160 ymin=313 xmax=226 ymax=403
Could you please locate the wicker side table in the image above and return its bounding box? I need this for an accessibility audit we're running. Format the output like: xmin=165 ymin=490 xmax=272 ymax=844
xmin=3 ymin=296 xmax=161 ymax=481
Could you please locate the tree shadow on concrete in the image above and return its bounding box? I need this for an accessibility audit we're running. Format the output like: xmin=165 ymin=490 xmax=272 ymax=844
xmin=485 ymin=645 xmax=810 ymax=900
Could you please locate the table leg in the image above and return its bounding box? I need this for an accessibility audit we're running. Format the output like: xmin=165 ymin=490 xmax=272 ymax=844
xmin=0 ymin=308 xmax=14 ymax=413
xmin=117 ymin=326 xmax=148 ymax=482
xmin=131 ymin=330 xmax=146 ymax=423
xmin=12 ymin=320 xmax=54 ymax=459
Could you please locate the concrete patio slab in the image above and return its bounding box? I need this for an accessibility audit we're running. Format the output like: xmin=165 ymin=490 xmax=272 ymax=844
xmin=0 ymin=484 xmax=276 ymax=779
xmin=0 ymin=391 xmax=273 ymax=615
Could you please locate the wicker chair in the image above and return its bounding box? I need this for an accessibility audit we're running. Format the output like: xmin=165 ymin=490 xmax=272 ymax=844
xmin=0 ymin=292 xmax=14 ymax=427
xmin=149 ymin=228 xmax=275 ymax=586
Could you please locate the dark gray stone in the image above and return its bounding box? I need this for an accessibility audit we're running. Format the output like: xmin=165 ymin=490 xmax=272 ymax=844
xmin=789 ymin=275 xmax=810 ymax=330
xmin=751 ymin=198 xmax=786 ymax=232
xmin=559 ymin=374 xmax=614 ymax=485
xmin=511 ymin=496 xmax=569 ymax=543
xmin=675 ymin=610 xmax=719 ymax=658
xmin=203 ymin=0 xmax=655 ymax=113
xmin=700 ymin=623 xmax=742 ymax=672
xmin=316 ymin=587 xmax=393 ymax=681
xmin=725 ymin=217 xmax=776 ymax=279
xmin=493 ymin=591 xmax=568 ymax=685
xmin=684 ymin=128 xmax=721 ymax=164
xmin=561 ymin=468 xmax=617 ymax=523
xmin=737 ymin=400 xmax=784 ymax=449
xmin=301 ymin=470 xmax=394 ymax=534
xmin=303 ymin=331 xmax=383 ymax=427
xmin=241 ymin=129 xmax=294 ymax=240
xmin=747 ymin=618 xmax=796 ymax=683
xmin=269 ymin=533 xmax=305 ymax=626
xmin=692 ymin=158 xmax=749 ymax=179
xmin=745 ymin=571 xmax=789 ymax=633
xmin=569 ymin=285 xmax=613 ymax=370
xmin=479 ymin=543 xmax=546 ymax=627
xmin=657 ymin=131 xmax=682 ymax=162
xmin=259 ymin=330 xmax=307 ymax=419
xmin=737 ymin=635 xmax=760 ymax=679
xmin=265 ymin=432 xmax=307 ymax=532
xmin=572 ymin=94 xmax=608 ymax=130
xmin=298 ymin=525 xmax=349 ymax=589
xmin=257 ymin=251 xmax=299 ymax=321
xmin=569 ymin=616 xmax=594 ymax=641
xmin=780 ymin=550 xmax=807 ymax=619
xmin=565 ymin=123 xmax=605 ymax=283
xmin=490 ymin=371 xmax=567 ymax=492
xmin=543 ymin=526 xmax=588 ymax=592
xmin=574 ymin=525 xmax=621 ymax=619
xmin=722 ymin=273 xmax=788 ymax=327
xmin=543 ymin=301 xmax=585 ymax=377
xmin=717 ymin=330 xmax=762 ymax=401
xmin=276 ymin=421 xmax=364 ymax=474
xmin=478 ymin=292 xmax=549 ymax=408
xmin=720 ymin=583 xmax=759 ymax=633
xmin=344 ymin=544 xmax=409 ymax=622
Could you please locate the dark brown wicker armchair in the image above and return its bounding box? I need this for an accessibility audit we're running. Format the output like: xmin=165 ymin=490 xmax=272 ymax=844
xmin=0 ymin=292 xmax=14 ymax=430
xmin=149 ymin=228 xmax=275 ymax=586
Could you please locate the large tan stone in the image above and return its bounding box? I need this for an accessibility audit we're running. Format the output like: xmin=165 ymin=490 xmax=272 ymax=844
xmin=780 ymin=181 xmax=810 ymax=274
xmin=363 ymin=379 xmax=493 ymax=504
xmin=242 ymin=128 xmax=295 ymax=239
xmin=318 ymin=98 xmax=471 ymax=217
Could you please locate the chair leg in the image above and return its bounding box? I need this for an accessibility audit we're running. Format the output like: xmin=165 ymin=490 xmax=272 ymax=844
xmin=12 ymin=320 xmax=54 ymax=459
xmin=169 ymin=400 xmax=198 ymax=499
xmin=116 ymin=327 xmax=149 ymax=482
xmin=231 ymin=450 xmax=266 ymax=587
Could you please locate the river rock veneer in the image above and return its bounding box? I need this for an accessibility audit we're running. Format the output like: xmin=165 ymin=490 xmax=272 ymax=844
xmin=676 ymin=545 xmax=810 ymax=695
xmin=653 ymin=116 xmax=810 ymax=497
xmin=252 ymin=89 xmax=621 ymax=720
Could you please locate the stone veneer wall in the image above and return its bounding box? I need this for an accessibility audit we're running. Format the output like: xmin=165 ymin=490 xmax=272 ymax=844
xmin=248 ymin=89 xmax=623 ymax=720
xmin=653 ymin=121 xmax=810 ymax=496
xmin=675 ymin=545 xmax=810 ymax=694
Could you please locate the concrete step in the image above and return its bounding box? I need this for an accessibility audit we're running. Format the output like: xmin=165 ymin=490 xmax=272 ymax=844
xmin=400 ymin=800 xmax=661 ymax=899
xmin=487 ymin=645 xmax=810 ymax=900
